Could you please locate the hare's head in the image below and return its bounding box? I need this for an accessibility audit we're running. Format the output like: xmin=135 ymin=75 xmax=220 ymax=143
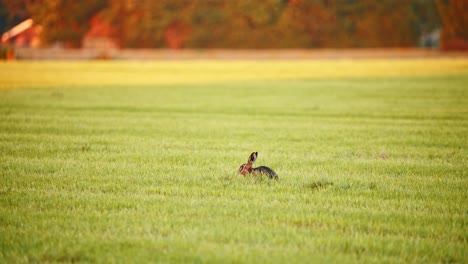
xmin=238 ymin=152 xmax=258 ymax=176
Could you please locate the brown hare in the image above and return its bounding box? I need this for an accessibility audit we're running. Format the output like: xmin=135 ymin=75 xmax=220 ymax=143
xmin=238 ymin=151 xmax=278 ymax=180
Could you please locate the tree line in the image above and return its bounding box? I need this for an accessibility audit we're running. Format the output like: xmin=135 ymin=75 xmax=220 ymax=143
xmin=1 ymin=0 xmax=463 ymax=49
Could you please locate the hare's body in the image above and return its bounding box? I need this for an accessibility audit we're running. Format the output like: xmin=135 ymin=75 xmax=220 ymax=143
xmin=238 ymin=152 xmax=278 ymax=180
xmin=253 ymin=166 xmax=278 ymax=180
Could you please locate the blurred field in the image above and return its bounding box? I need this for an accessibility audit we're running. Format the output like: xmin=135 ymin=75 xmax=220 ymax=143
xmin=0 ymin=59 xmax=467 ymax=263
xmin=1 ymin=58 xmax=468 ymax=89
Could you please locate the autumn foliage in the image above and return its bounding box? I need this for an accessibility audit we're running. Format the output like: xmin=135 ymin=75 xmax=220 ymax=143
xmin=1 ymin=0 xmax=462 ymax=49
xmin=435 ymin=0 xmax=468 ymax=50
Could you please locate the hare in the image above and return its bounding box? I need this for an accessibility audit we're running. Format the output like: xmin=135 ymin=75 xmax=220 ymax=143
xmin=238 ymin=151 xmax=278 ymax=180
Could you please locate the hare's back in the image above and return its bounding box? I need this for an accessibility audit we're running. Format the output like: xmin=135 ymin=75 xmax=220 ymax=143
xmin=255 ymin=166 xmax=279 ymax=180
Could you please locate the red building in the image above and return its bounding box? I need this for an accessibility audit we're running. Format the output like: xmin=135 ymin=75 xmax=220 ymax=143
xmin=1 ymin=19 xmax=42 ymax=48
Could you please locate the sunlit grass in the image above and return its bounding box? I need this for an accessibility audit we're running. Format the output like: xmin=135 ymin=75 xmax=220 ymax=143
xmin=0 ymin=58 xmax=467 ymax=88
xmin=0 ymin=59 xmax=467 ymax=263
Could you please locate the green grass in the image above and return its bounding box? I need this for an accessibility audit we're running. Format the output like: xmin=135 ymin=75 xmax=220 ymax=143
xmin=0 ymin=60 xmax=467 ymax=263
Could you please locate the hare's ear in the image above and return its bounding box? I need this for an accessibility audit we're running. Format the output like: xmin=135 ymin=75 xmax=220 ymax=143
xmin=248 ymin=152 xmax=258 ymax=164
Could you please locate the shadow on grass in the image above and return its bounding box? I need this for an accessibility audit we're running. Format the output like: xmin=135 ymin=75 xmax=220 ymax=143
xmin=221 ymin=174 xmax=279 ymax=188
xmin=303 ymin=179 xmax=334 ymax=191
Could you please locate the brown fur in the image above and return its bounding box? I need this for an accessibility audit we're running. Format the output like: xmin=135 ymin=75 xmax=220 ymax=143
xmin=238 ymin=151 xmax=278 ymax=180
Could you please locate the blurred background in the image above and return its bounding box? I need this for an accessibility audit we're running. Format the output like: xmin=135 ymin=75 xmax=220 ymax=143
xmin=0 ymin=0 xmax=466 ymax=59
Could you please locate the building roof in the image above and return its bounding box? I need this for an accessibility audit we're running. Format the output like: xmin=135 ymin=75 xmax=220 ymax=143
xmin=1 ymin=19 xmax=34 ymax=43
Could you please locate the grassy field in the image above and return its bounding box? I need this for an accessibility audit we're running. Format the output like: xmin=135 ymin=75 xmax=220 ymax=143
xmin=0 ymin=59 xmax=467 ymax=263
